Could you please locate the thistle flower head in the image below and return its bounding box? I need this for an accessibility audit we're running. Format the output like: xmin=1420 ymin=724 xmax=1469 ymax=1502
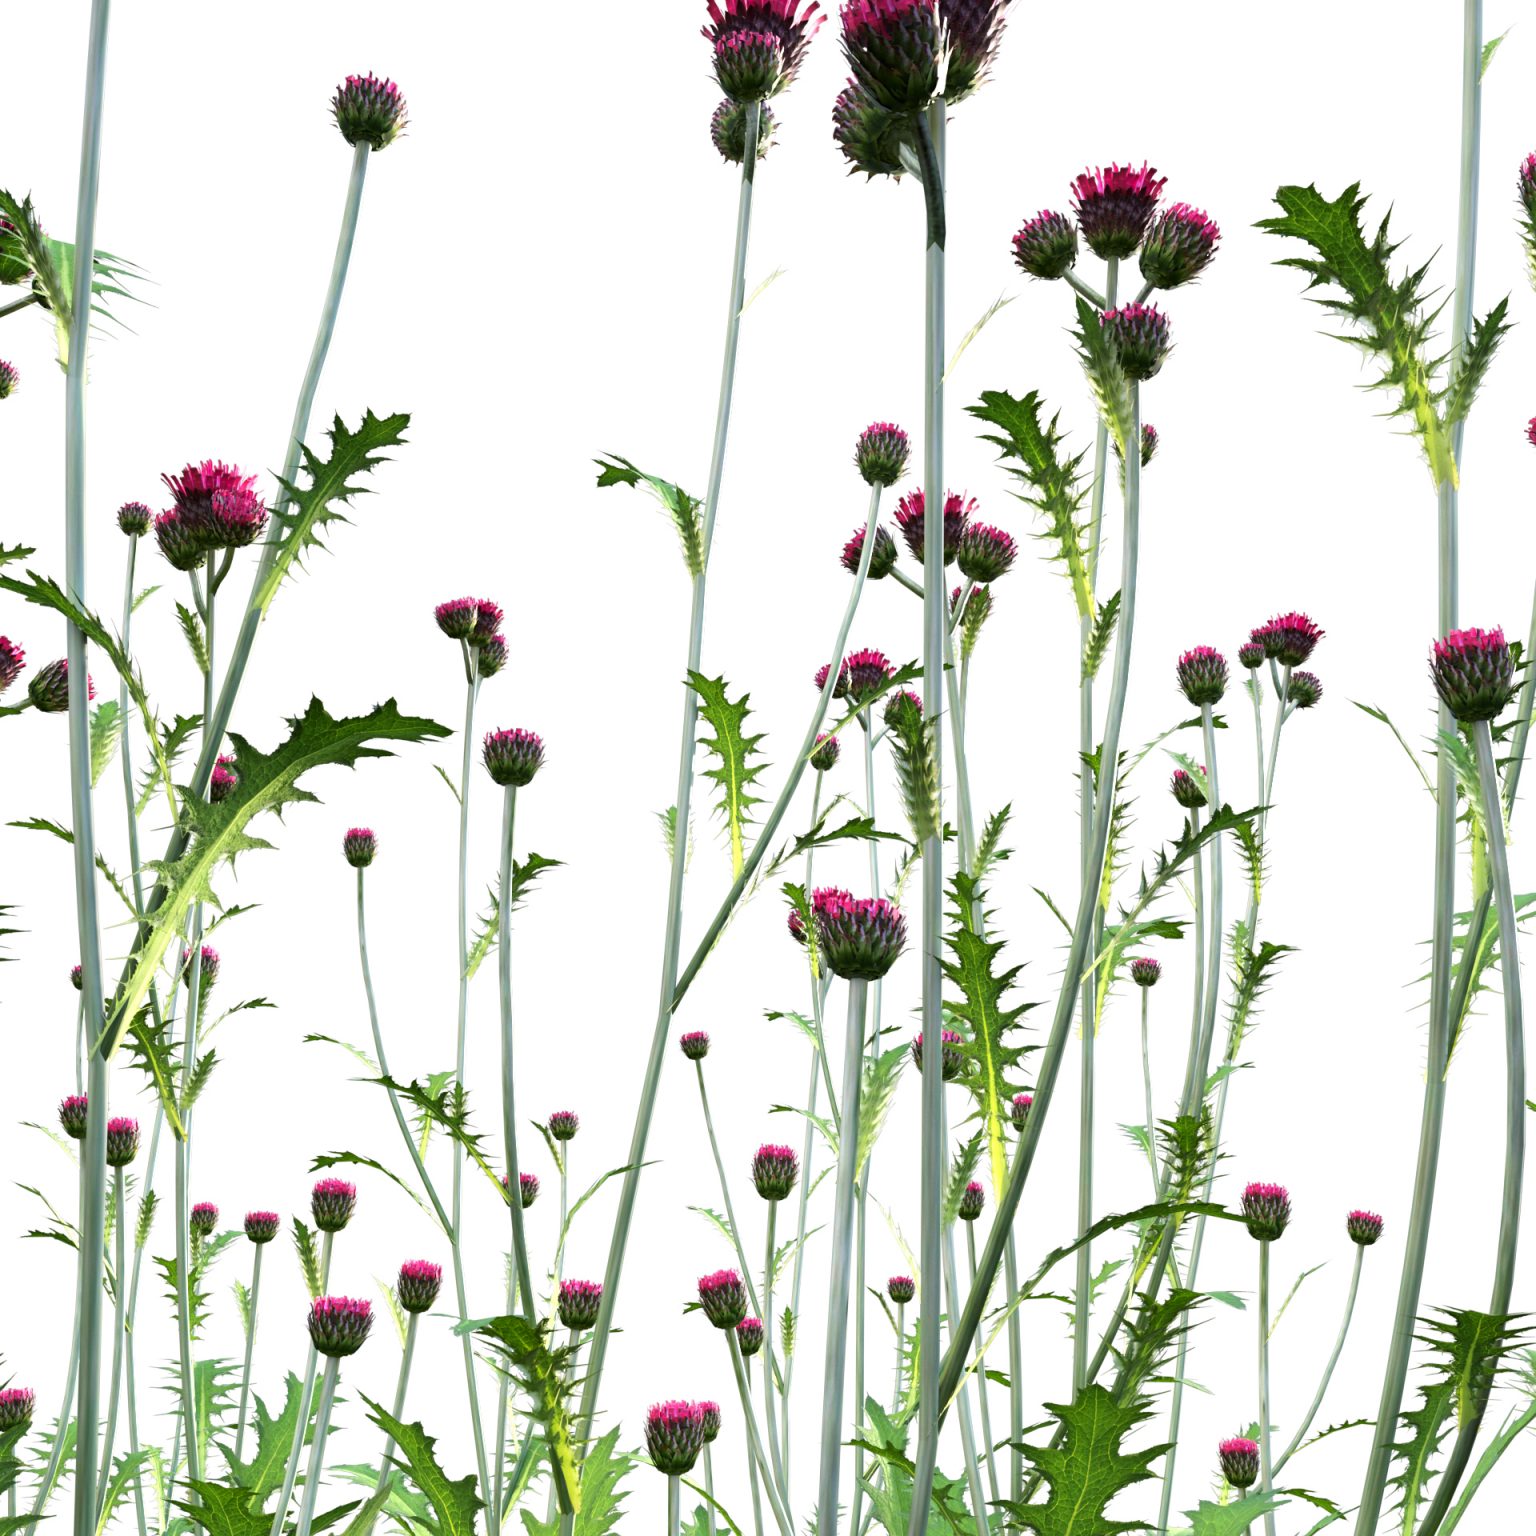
xmin=209 ymin=756 xmax=239 ymax=803
xmin=856 ymin=422 xmax=911 ymax=487
xmin=1287 ymin=670 xmax=1323 ymax=709
xmin=1431 ymin=627 xmax=1517 ymax=723
xmin=938 ymin=0 xmax=1010 ymax=101
xmin=736 ymin=1316 xmax=765 ymax=1355
xmin=812 ymin=889 xmax=907 ymax=980
xmin=106 ymin=1116 xmax=140 ymax=1167
xmin=519 ymin=1171 xmax=540 ymax=1208
xmin=549 ymin=1109 xmax=580 ymax=1142
xmin=1347 ymin=1209 xmax=1384 ymax=1247
xmin=397 ymin=1259 xmax=443 ymax=1314
xmin=698 ymin=1268 xmax=750 ymax=1328
xmin=1129 ymin=956 xmax=1161 ymax=987
xmin=895 ymin=487 xmax=973 ymax=565
xmin=680 ymin=1030 xmax=712 ymax=1060
xmin=1012 ymin=210 xmax=1078 ymax=280
xmin=308 ymin=1295 xmax=374 ymax=1357
xmin=1071 ymin=162 xmax=1166 ymax=259
xmin=434 ymin=597 xmax=478 ymax=640
xmin=815 ymin=657 xmax=852 ymax=697
xmin=845 ymin=647 xmax=895 ymax=706
xmin=1010 ymin=1092 xmax=1033 ymax=1128
xmin=787 ymin=906 xmax=808 ymax=944
xmin=117 ymin=501 xmax=153 ymax=537
xmin=483 ymin=728 xmax=546 ymax=788
xmin=1252 ymin=611 xmax=1324 ymax=667
xmin=477 ymin=633 xmax=509 ymax=677
xmin=0 ymin=636 xmax=24 ymax=697
xmin=153 ymin=511 xmax=206 ymax=572
xmin=58 ymin=1094 xmax=89 ymax=1140
xmin=841 ymin=523 xmax=899 ymax=579
xmin=1527 ymin=415 xmax=1536 ymax=450
xmin=958 ymin=1180 xmax=985 ymax=1221
xmin=887 ymin=1274 xmax=915 ymax=1303
xmin=190 ymin=1202 xmax=219 ymax=1236
xmin=832 ymin=78 xmax=910 ymax=179
xmin=1139 ymin=423 xmax=1159 ymax=464
xmin=1170 ymin=767 xmax=1207 ymax=810
xmin=811 ymin=732 xmax=841 ymax=772
xmin=704 ymin=1 xmax=825 ymax=91
xmin=713 ymin=31 xmax=789 ymax=101
xmin=343 ymin=827 xmax=378 ymax=867
xmin=956 ymin=523 xmax=1017 ymax=583
xmin=1139 ymin=203 xmax=1220 ymax=289
xmin=27 ymin=658 xmax=93 ymax=713
xmin=1176 ymin=645 xmax=1227 ymax=706
xmin=911 ymin=1027 xmax=963 ymax=1081
xmin=244 ymin=1211 xmax=281 ymax=1244
xmin=839 ymin=0 xmax=943 ymax=114
xmin=180 ymin=944 xmax=220 ymax=991
xmin=645 ymin=1400 xmax=705 ymax=1476
xmin=1519 ymin=153 xmax=1536 ymax=222
xmin=1237 ymin=641 xmax=1265 ymax=670
xmin=0 ymin=360 xmax=18 ymax=399
xmin=883 ymin=688 xmax=923 ymax=732
xmin=71 ymin=964 xmax=83 ymax=991
xmin=332 ymin=73 xmax=407 ymax=150
xmin=1100 ymin=303 xmax=1171 ymax=381
xmin=1218 ymin=1436 xmax=1260 ymax=1490
xmin=751 ymin=1142 xmax=800 ymax=1200
xmin=0 ymin=1389 xmax=34 ymax=1430
xmin=469 ymin=600 xmax=504 ymax=645
xmin=162 ymin=461 xmax=266 ymax=551
xmin=699 ymin=1401 xmax=723 ymax=1442
xmin=558 ymin=1278 xmax=603 ymax=1330
xmin=710 ymin=98 xmax=777 ymax=163
xmin=1240 ymin=1181 xmax=1291 ymax=1242
xmin=311 ymin=1177 xmax=357 ymax=1233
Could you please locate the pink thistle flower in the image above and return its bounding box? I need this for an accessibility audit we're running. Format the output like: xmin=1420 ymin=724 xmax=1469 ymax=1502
xmin=704 ymin=1 xmax=824 ymax=91
xmin=1240 ymin=1181 xmax=1291 ymax=1241
xmin=814 ymin=891 xmax=906 ymax=980
xmin=1071 ymin=162 xmax=1167 ymax=259
xmin=787 ymin=906 xmax=808 ymax=945
xmin=1347 ymin=1209 xmax=1384 ymax=1247
xmin=332 ymin=74 xmax=407 ymax=150
xmin=483 ymin=728 xmax=545 ymax=788
xmin=1431 ymin=627 xmax=1516 ymax=723
xmin=938 ymin=0 xmax=1009 ymax=101
xmin=1237 ymin=640 xmax=1265 ymax=670
xmin=397 ymin=1259 xmax=443 ymax=1313
xmin=1519 ymin=153 xmax=1536 ymax=223
xmin=311 ymin=1177 xmax=357 ymax=1233
xmin=0 ymin=1388 xmax=34 ymax=1429
xmin=343 ymin=827 xmax=378 ymax=867
xmin=844 ymin=647 xmax=895 ymax=705
xmin=1010 ymin=1093 xmax=1032 ymax=1127
xmin=711 ymin=98 xmax=777 ymax=164
xmin=27 ymin=659 xmax=93 ymax=713
xmin=1140 ymin=203 xmax=1220 ymax=290
xmin=1138 ymin=423 xmax=1159 ymax=464
xmin=751 ymin=1143 xmax=800 ymax=1201
xmin=714 ymin=31 xmax=788 ymax=101
xmin=839 ymin=0 xmax=943 ymax=115
xmin=470 ymin=600 xmax=504 ymax=645
xmin=105 ymin=1116 xmax=140 ymax=1168
xmin=558 ymin=1278 xmax=603 ymax=1331
xmin=1175 ymin=645 xmax=1227 ymax=706
xmin=855 ymin=421 xmax=911 ymax=487
xmin=153 ymin=510 xmax=206 ymax=571
xmin=70 ymin=964 xmax=83 ymax=992
xmin=179 ymin=945 xmax=220 ymax=992
xmin=699 ymin=1401 xmax=723 ymax=1442
xmin=894 ymin=487 xmax=974 ymax=565
xmin=244 ymin=1211 xmax=281 ymax=1244
xmin=189 ymin=1202 xmax=219 ymax=1236
xmin=58 ymin=1094 xmax=89 ymax=1140
xmin=815 ymin=657 xmax=852 ymax=697
xmin=477 ymin=633 xmax=509 ymax=678
xmin=117 ymin=501 xmax=153 ymax=537
xmin=519 ymin=1171 xmax=540 ymax=1208
xmin=434 ymin=597 xmax=477 ymax=640
xmin=735 ymin=1316 xmax=765 ymax=1355
xmin=1287 ymin=670 xmax=1323 ymax=710
xmin=549 ymin=1110 xmax=580 ymax=1142
xmin=887 ymin=1275 xmax=915 ymax=1303
xmin=911 ymin=1027 xmax=963 ymax=1081
xmin=0 ymin=636 xmax=24 ymax=697
xmin=1251 ymin=611 xmax=1324 ymax=667
xmin=1218 ymin=1436 xmax=1260 ymax=1489
xmin=680 ymin=1030 xmax=712 ymax=1060
xmin=1012 ymin=210 xmax=1077 ymax=280
xmin=1170 ymin=767 xmax=1206 ymax=810
xmin=698 ymin=1268 xmax=750 ymax=1329
xmin=956 ymin=523 xmax=1017 ymax=583
xmin=308 ymin=1295 xmax=374 ymax=1357
xmin=1129 ymin=957 xmax=1161 ymax=987
xmin=645 ymin=1399 xmax=706 ymax=1476
xmin=958 ymin=1180 xmax=985 ymax=1221
xmin=0 ymin=359 xmax=18 ymax=399
xmin=811 ymin=732 xmax=841 ymax=772
xmin=841 ymin=523 xmax=899 ymax=579
xmin=209 ymin=755 xmax=239 ymax=803
xmin=1527 ymin=415 xmax=1536 ymax=449
xmin=162 ymin=461 xmax=266 ymax=551
xmin=1100 ymin=303 xmax=1171 ymax=381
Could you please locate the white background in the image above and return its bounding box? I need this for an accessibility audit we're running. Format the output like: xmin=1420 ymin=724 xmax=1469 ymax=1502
xmin=2 ymin=1 xmax=1533 ymax=1529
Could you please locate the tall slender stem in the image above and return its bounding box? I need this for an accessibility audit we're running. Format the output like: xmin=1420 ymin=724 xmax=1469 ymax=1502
xmin=729 ymin=1333 xmax=793 ymax=1536
xmin=497 ymin=785 xmax=536 ymax=1315
xmin=94 ymin=1166 xmax=129 ymax=1523
xmin=667 ymin=1475 xmax=682 ymax=1536
xmin=295 ymin=1357 xmax=342 ymax=1536
xmin=1274 ymin=1244 xmax=1364 ymax=1478
xmin=377 ymin=1312 xmax=419 ymax=1482
xmin=964 ymin=1224 xmax=1000 ymax=1512
xmin=233 ymin=1244 xmax=264 ymax=1465
xmin=269 ymin=1233 xmax=334 ymax=1536
xmin=763 ymin=1201 xmax=780 ymax=1501
xmin=892 ymin=1300 xmax=906 ymax=1409
xmin=1258 ymin=1242 xmax=1276 ymax=1536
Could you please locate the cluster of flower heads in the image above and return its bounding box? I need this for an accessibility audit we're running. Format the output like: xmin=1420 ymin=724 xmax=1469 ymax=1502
xmin=644 ymin=1398 xmax=720 ymax=1477
xmin=703 ymin=1 xmax=823 ymax=161
xmin=809 ymin=885 xmax=907 ymax=979
xmin=435 ymin=596 xmax=509 ymax=678
xmin=154 ymin=462 xmax=268 ymax=572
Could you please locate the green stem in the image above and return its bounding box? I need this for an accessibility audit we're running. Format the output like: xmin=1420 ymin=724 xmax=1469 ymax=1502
xmin=892 ymin=1300 xmax=906 ymax=1409
xmin=1258 ymin=1242 xmax=1276 ymax=1536
xmin=763 ymin=1201 xmax=781 ymax=1502
xmin=1440 ymin=1396 xmax=1536 ymax=1533
xmin=295 ymin=1357 xmax=342 ymax=1536
xmin=940 ymin=1213 xmax=989 ymax=1532
xmin=730 ymin=1335 xmax=792 ymax=1536
xmin=965 ymin=1224 xmax=1000 ymax=1511
xmin=1273 ymin=1244 xmax=1363 ymax=1478
xmin=123 ymin=1090 xmax=165 ymax=1536
xmin=668 ymin=1475 xmax=682 ymax=1536
xmin=1140 ymin=989 xmax=1157 ymax=1191
xmin=704 ymin=1445 xmax=716 ymax=1536
xmin=0 ymin=291 xmax=40 ymax=319
xmin=94 ymin=1166 xmax=128 ymax=1525
xmin=269 ymin=1232 xmax=334 ymax=1536
xmin=497 ymin=785 xmax=537 ymax=1317
xmin=233 ymin=1244 xmax=264 ymax=1466
xmin=377 ymin=1312 xmax=419 ymax=1483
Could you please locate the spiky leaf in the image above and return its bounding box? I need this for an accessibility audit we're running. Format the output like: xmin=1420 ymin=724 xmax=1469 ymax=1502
xmin=595 ymin=455 xmax=704 ymax=577
xmin=362 ymin=1398 xmax=482 ymax=1536
xmin=688 ymin=673 xmax=767 ymax=877
xmin=517 ymin=1427 xmax=635 ymax=1536
xmin=1071 ymin=297 xmax=1134 ymax=457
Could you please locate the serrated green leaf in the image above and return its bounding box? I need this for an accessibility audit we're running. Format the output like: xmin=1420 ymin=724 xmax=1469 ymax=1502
xmin=1082 ymin=590 xmax=1120 ymax=682
xmin=855 ymin=1045 xmax=909 ymax=1177
xmin=1185 ymin=1492 xmax=1289 ymax=1535
xmin=595 ymin=455 xmax=704 ymax=577
xmin=176 ymin=603 xmax=210 ymax=675
xmin=463 ymin=853 xmax=563 ymax=980
xmin=688 ymin=672 xmax=768 ymax=878
xmin=1071 ymin=296 xmax=1134 ymax=457
xmin=1441 ymin=296 xmax=1511 ymax=430
xmin=362 ymin=1397 xmax=483 ymax=1536
xmin=90 ymin=699 xmax=123 ymax=785
xmin=518 ymin=1426 xmax=635 ymax=1536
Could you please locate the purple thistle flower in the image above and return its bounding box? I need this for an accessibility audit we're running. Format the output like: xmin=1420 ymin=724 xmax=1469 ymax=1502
xmin=484 ymin=728 xmax=546 ymax=788
xmin=938 ymin=0 xmax=1009 ymax=101
xmin=1240 ymin=1181 xmax=1291 ymax=1242
xmin=180 ymin=944 xmax=220 ymax=992
xmin=1175 ymin=645 xmax=1227 ymax=706
xmin=1170 ymin=767 xmax=1207 ymax=810
xmin=1431 ymin=627 xmax=1516 ymax=723
xmin=956 ymin=523 xmax=1017 ymax=583
xmin=117 ymin=501 xmax=153 ymax=537
xmin=1010 ymin=1093 xmax=1032 ymax=1128
xmin=895 ymin=487 xmax=973 ymax=565
xmin=832 ymin=77 xmax=910 ymax=179
xmin=887 ymin=1275 xmax=915 ymax=1303
xmin=1251 ymin=611 xmax=1324 ymax=667
xmin=911 ymin=1027 xmax=963 ymax=1081
xmin=162 ymin=461 xmax=266 ymax=551
xmin=1012 ymin=210 xmax=1078 ymax=280
xmin=1129 ymin=956 xmax=1161 ymax=988
xmin=1139 ymin=203 xmax=1221 ymax=289
xmin=558 ymin=1278 xmax=603 ymax=1331
xmin=106 ymin=1116 xmax=140 ymax=1168
xmin=549 ymin=1109 xmax=580 ymax=1142
xmin=332 ymin=74 xmax=407 ymax=150
xmin=680 ymin=1030 xmax=712 ymax=1060
xmin=244 ymin=1211 xmax=281 ymax=1244
xmin=1101 ymin=303 xmax=1171 ymax=382
xmin=190 ymin=1202 xmax=219 ymax=1237
xmin=713 ymin=31 xmax=789 ymax=101
xmin=1287 ymin=670 xmax=1323 ymax=710
xmin=645 ymin=1400 xmax=706 ymax=1476
xmin=814 ymin=657 xmax=852 ymax=697
xmin=59 ymin=1094 xmax=89 ymax=1140
xmin=343 ymin=827 xmax=378 ymax=867
xmin=27 ymin=658 xmax=94 ymax=713
xmin=787 ymin=906 xmax=808 ymax=944
xmin=1139 ymin=423 xmax=1159 ymax=464
xmin=751 ymin=1143 xmax=800 ymax=1200
xmin=0 ymin=359 xmax=18 ymax=399
xmin=153 ymin=510 xmax=206 ymax=572
xmin=811 ymin=732 xmax=841 ymax=772
xmin=711 ymin=98 xmax=777 ymax=163
xmin=735 ymin=1317 xmax=765 ymax=1355
xmin=434 ymin=597 xmax=478 ymax=640
xmin=844 ymin=647 xmax=895 ymax=706
xmin=70 ymin=964 xmax=83 ymax=992
xmin=700 ymin=1401 xmax=723 ymax=1442
xmin=470 ymin=600 xmax=504 ymax=645
xmin=397 ymin=1259 xmax=443 ymax=1313
xmin=704 ymin=1 xmax=825 ymax=89
xmin=518 ymin=1171 xmax=540 ymax=1208
xmin=0 ymin=636 xmax=24 ymax=697
xmin=839 ymin=0 xmax=944 ymax=115
xmin=0 ymin=1388 xmax=34 ymax=1430
xmin=1071 ymin=162 xmax=1167 ymax=259
xmin=813 ymin=888 xmax=907 ymax=980
xmin=1237 ymin=641 xmax=1265 ymax=670
xmin=308 ymin=1295 xmax=374 ymax=1358
xmin=1218 ymin=1436 xmax=1260 ymax=1490
xmin=1347 ymin=1209 xmax=1384 ymax=1247
xmin=1527 ymin=415 xmax=1536 ymax=449
xmin=311 ymin=1177 xmax=357 ymax=1233
xmin=698 ymin=1268 xmax=750 ymax=1329
xmin=958 ymin=1180 xmax=985 ymax=1221
xmin=856 ymin=422 xmax=912 ymax=489
xmin=477 ymin=633 xmax=509 ymax=678
xmin=883 ymin=688 xmax=923 ymax=733
xmin=209 ymin=756 xmax=239 ymax=803
xmin=841 ymin=523 xmax=899 ymax=579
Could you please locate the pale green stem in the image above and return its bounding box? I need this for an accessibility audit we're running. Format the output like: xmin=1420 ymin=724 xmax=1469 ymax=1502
xmin=295 ymin=1357 xmax=342 ymax=1536
xmin=269 ymin=1232 xmax=334 ymax=1536
xmin=123 ymin=1094 xmax=165 ymax=1536
xmin=233 ymin=1245 xmax=264 ymax=1465
xmin=497 ymin=785 xmax=537 ymax=1315
xmin=28 ymin=1207 xmax=81 ymax=1530
xmin=940 ymin=1217 xmax=989 ymax=1533
xmin=1140 ymin=989 xmax=1157 ymax=1191
xmin=704 ymin=1445 xmax=717 ymax=1536
xmin=763 ymin=1201 xmax=780 ymax=1502
xmin=1258 ymin=1242 xmax=1276 ymax=1536
xmin=94 ymin=1167 xmax=128 ymax=1525
xmin=746 ymin=1373 xmax=766 ymax=1536
xmin=731 ymin=1336 xmax=791 ymax=1536
xmin=1440 ymin=1396 xmax=1536 ymax=1533
xmin=1273 ymin=1244 xmax=1363 ymax=1477
xmin=377 ymin=1313 xmax=419 ymax=1483
xmin=1063 ymin=270 xmax=1108 ymax=309
xmin=668 ymin=1475 xmax=682 ymax=1536
xmin=892 ymin=1300 xmax=906 ymax=1409
xmin=965 ymin=1224 xmax=1000 ymax=1512
xmin=493 ymin=1270 xmax=518 ymax=1523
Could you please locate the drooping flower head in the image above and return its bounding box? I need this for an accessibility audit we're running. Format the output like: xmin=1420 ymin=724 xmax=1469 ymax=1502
xmin=1175 ymin=645 xmax=1227 ymax=706
xmin=887 ymin=1274 xmax=915 ymax=1303
xmin=895 ymin=487 xmax=974 ymax=564
xmin=0 ymin=360 xmax=18 ymax=399
xmin=1287 ymin=670 xmax=1323 ymax=710
xmin=58 ymin=1094 xmax=89 ymax=1140
xmin=1100 ymin=304 xmax=1171 ymax=381
xmin=1218 ymin=1436 xmax=1260 ymax=1490
xmin=736 ymin=1317 xmax=765 ymax=1355
xmin=811 ymin=732 xmax=841 ymax=772
xmin=842 ymin=523 xmax=899 ymax=579
xmin=1170 ymin=767 xmax=1207 ymax=810
xmin=1071 ymin=163 xmax=1166 ymax=258
xmin=1431 ymin=628 xmax=1517 ymax=723
xmin=958 ymin=1180 xmax=985 ymax=1221
xmin=0 ymin=636 xmax=24 ymax=696
xmin=311 ymin=1177 xmax=358 ymax=1233
xmin=845 ymin=647 xmax=895 ymax=706
xmin=698 ymin=1268 xmax=750 ymax=1329
xmin=1011 ymin=209 xmax=1078 ymax=280
xmin=911 ymin=1027 xmax=963 ymax=1081
xmin=680 ymin=1030 xmax=712 ymax=1060
xmin=162 ymin=461 xmax=267 ymax=550
xmin=434 ymin=598 xmax=477 ymax=641
xmin=558 ymin=1278 xmax=603 ymax=1330
xmin=704 ymin=1 xmax=825 ymax=91
xmin=814 ymin=657 xmax=852 ymax=697
xmin=209 ymin=755 xmax=239 ymax=803
xmin=1139 ymin=204 xmax=1220 ymax=289
xmin=956 ymin=523 xmax=1017 ymax=583
xmin=244 ymin=1211 xmax=281 ymax=1244
xmin=711 ymin=98 xmax=777 ymax=163
xmin=1347 ymin=1209 xmax=1384 ymax=1247
xmin=106 ymin=1116 xmax=140 ymax=1167
xmin=646 ymin=1400 xmax=706 ymax=1476
xmin=180 ymin=945 xmax=220 ymax=992
xmin=343 ymin=827 xmax=378 ymax=867
xmin=1251 ymin=612 xmax=1324 ymax=667
xmin=117 ymin=500 xmax=153 ymax=537
xmin=751 ymin=1143 xmax=800 ymax=1200
xmin=549 ymin=1109 xmax=580 ymax=1142
xmin=309 ymin=1295 xmax=374 ymax=1357
xmin=0 ymin=1389 xmax=34 ymax=1430
xmin=333 ymin=74 xmax=407 ymax=150
xmin=190 ymin=1202 xmax=219 ymax=1237
xmin=699 ymin=1401 xmax=723 ymax=1442
xmin=812 ymin=888 xmax=907 ymax=979
xmin=833 ymin=78 xmax=911 ymax=179
xmin=27 ymin=659 xmax=93 ymax=714
xmin=397 ymin=1259 xmax=443 ymax=1314
xmin=1010 ymin=1092 xmax=1033 ymax=1128
xmin=484 ymin=728 xmax=546 ymax=788
xmin=1129 ymin=956 xmax=1161 ymax=988
xmin=856 ymin=421 xmax=911 ymax=487
xmin=1240 ymin=1181 xmax=1291 ymax=1242
xmin=839 ymin=0 xmax=943 ymax=114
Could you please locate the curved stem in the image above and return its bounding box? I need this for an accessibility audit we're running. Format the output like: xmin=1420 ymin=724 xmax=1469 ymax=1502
xmin=295 ymin=1357 xmax=342 ymax=1536
xmin=1273 ymin=1244 xmax=1363 ymax=1477
xmin=232 ymin=1244 xmax=264 ymax=1467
